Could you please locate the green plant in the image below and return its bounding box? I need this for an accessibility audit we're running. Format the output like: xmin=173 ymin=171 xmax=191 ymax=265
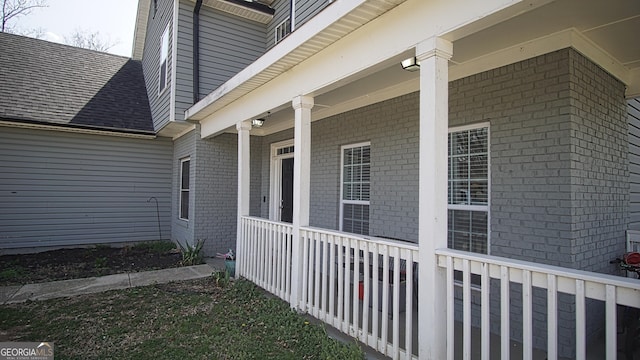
xmin=212 ymin=270 xmax=229 ymax=288
xmin=94 ymin=257 xmax=108 ymax=268
xmin=0 ymin=267 xmax=25 ymax=282
xmin=178 ymin=239 xmax=205 ymax=266
xmin=133 ymin=241 xmax=177 ymax=254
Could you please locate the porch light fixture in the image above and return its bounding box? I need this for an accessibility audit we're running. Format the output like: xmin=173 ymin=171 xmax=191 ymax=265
xmin=251 ymin=111 xmax=271 ymax=128
xmin=401 ymin=57 xmax=420 ymax=72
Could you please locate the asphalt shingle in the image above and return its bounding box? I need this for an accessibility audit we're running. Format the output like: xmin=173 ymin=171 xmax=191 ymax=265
xmin=0 ymin=32 xmax=153 ymax=134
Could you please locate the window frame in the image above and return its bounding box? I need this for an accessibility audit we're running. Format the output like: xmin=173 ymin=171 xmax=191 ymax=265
xmin=274 ymin=17 xmax=291 ymax=44
xmin=179 ymin=157 xmax=190 ymax=221
xmin=447 ymin=123 xmax=490 ymax=254
xmin=158 ymin=24 xmax=170 ymax=95
xmin=339 ymin=142 xmax=371 ymax=235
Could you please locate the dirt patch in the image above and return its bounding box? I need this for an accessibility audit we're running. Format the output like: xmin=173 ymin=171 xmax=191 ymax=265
xmin=0 ymin=243 xmax=182 ymax=286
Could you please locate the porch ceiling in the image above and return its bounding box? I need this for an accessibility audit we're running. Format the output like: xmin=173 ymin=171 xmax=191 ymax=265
xmin=189 ymin=0 xmax=640 ymax=137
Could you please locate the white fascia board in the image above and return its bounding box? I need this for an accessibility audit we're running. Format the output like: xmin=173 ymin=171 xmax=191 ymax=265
xmin=198 ymin=0 xmax=522 ymax=138
xmin=132 ymin=0 xmax=151 ymax=60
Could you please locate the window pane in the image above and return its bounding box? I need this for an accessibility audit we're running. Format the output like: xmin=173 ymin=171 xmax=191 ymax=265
xmin=181 ymin=160 xmax=190 ymax=190
xmin=448 ymin=202 xmax=487 ymax=253
xmin=180 ymin=191 xmax=189 ymax=219
xmin=343 ymin=203 xmax=369 ymax=235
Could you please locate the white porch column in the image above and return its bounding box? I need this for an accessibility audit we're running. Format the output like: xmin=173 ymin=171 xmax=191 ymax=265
xmin=417 ymin=37 xmax=452 ymax=359
xmin=290 ymin=95 xmax=314 ymax=310
xmin=236 ymin=120 xmax=251 ymax=278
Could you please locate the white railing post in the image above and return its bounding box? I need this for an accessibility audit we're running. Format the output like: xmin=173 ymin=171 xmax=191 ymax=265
xmin=417 ymin=37 xmax=453 ymax=360
xmin=291 ymin=95 xmax=314 ymax=310
xmin=236 ymin=120 xmax=251 ymax=278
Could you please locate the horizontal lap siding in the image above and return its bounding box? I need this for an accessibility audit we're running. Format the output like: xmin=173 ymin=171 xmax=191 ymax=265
xmin=629 ymin=98 xmax=640 ymax=228
xmin=295 ymin=0 xmax=330 ymax=28
xmin=0 ymin=127 xmax=173 ymax=250
xmin=175 ymin=1 xmax=266 ymax=121
xmin=142 ymin=0 xmax=173 ymax=130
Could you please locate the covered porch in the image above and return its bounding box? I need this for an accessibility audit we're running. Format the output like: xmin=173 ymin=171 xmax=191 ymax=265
xmin=186 ymin=0 xmax=640 ymax=358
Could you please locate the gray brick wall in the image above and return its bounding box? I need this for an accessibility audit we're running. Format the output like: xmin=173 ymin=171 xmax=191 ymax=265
xmin=568 ymin=50 xmax=628 ymax=272
xmin=173 ymin=126 xmax=262 ymax=257
xmin=449 ymin=48 xmax=628 ymax=357
xmin=193 ymin=129 xmax=238 ymax=256
xmin=257 ymin=95 xmax=420 ymax=242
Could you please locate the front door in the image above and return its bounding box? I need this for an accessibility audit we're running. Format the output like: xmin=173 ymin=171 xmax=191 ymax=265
xmin=280 ymin=158 xmax=294 ymax=223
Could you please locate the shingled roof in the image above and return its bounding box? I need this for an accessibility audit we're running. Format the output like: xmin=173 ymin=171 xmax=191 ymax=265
xmin=0 ymin=32 xmax=154 ymax=135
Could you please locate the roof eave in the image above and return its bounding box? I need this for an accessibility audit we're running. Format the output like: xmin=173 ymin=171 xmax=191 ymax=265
xmin=132 ymin=0 xmax=151 ymax=60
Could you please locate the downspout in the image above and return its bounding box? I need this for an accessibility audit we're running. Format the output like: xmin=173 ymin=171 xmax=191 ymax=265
xmin=193 ymin=0 xmax=203 ymax=104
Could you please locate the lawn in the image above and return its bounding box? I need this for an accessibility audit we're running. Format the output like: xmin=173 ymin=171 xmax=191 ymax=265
xmin=0 ymin=277 xmax=364 ymax=359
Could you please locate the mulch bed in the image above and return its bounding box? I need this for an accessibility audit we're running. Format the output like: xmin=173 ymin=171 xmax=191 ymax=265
xmin=0 ymin=246 xmax=182 ymax=286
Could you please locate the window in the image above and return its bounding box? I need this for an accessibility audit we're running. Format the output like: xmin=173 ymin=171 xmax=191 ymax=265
xmin=275 ymin=17 xmax=291 ymax=44
xmin=158 ymin=25 xmax=169 ymax=94
xmin=340 ymin=143 xmax=371 ymax=235
xmin=179 ymin=158 xmax=190 ymax=220
xmin=448 ymin=125 xmax=489 ymax=254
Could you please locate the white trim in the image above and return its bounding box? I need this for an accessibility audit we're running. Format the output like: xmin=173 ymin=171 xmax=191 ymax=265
xmin=158 ymin=23 xmax=170 ymax=96
xmin=269 ymin=139 xmax=295 ymax=221
xmin=169 ymin=0 xmax=179 ymax=122
xmin=339 ymin=142 xmax=371 ymax=234
xmin=179 ymin=157 xmax=190 ymax=221
xmin=0 ymin=121 xmax=156 ymax=139
xmin=447 ymin=123 xmax=491 ymax=254
xmin=291 ymin=0 xmax=296 ymax=31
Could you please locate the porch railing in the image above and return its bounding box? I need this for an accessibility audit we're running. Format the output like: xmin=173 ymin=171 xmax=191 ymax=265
xmin=299 ymin=227 xmax=419 ymax=359
xmin=437 ymin=248 xmax=640 ymax=360
xmin=238 ymin=216 xmax=293 ymax=302
xmin=238 ymin=216 xmax=640 ymax=360
xmin=238 ymin=216 xmax=419 ymax=359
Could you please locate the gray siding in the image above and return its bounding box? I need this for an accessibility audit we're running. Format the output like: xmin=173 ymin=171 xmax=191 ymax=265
xmin=266 ymin=0 xmax=290 ymax=49
xmin=175 ymin=1 xmax=266 ymax=121
xmin=266 ymin=0 xmax=331 ymax=50
xmin=172 ymin=129 xmax=196 ymax=244
xmin=142 ymin=0 xmax=173 ymax=130
xmin=296 ymin=0 xmax=330 ymax=28
xmin=0 ymin=127 xmax=173 ymax=250
xmin=629 ymin=98 xmax=640 ymax=229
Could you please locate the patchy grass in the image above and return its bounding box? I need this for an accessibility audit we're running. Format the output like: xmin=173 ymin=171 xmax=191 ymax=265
xmin=0 ymin=278 xmax=363 ymax=359
xmin=132 ymin=240 xmax=177 ymax=254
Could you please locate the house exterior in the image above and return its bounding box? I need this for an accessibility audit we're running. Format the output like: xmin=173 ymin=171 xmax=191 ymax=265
xmin=164 ymin=0 xmax=639 ymax=358
xmin=2 ymin=0 xmax=640 ymax=358
xmin=0 ymin=33 xmax=173 ymax=252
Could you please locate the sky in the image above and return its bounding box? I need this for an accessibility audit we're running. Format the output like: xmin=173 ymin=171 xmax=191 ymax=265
xmin=15 ymin=0 xmax=140 ymax=57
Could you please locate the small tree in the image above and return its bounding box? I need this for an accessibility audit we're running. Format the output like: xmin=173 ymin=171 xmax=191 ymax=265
xmin=65 ymin=28 xmax=117 ymax=52
xmin=1 ymin=0 xmax=47 ymax=32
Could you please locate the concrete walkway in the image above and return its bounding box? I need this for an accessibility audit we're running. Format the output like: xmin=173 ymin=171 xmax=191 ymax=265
xmin=0 ymin=258 xmax=226 ymax=305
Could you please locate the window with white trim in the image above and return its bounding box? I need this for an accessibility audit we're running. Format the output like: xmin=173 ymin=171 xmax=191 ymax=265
xmin=340 ymin=143 xmax=370 ymax=235
xmin=275 ymin=17 xmax=291 ymax=44
xmin=158 ymin=25 xmax=170 ymax=94
xmin=179 ymin=158 xmax=190 ymax=220
xmin=448 ymin=125 xmax=489 ymax=254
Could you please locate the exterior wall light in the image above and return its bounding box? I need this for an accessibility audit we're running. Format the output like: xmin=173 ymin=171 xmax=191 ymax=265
xmin=401 ymin=57 xmax=420 ymax=71
xmin=251 ymin=112 xmax=270 ymax=128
